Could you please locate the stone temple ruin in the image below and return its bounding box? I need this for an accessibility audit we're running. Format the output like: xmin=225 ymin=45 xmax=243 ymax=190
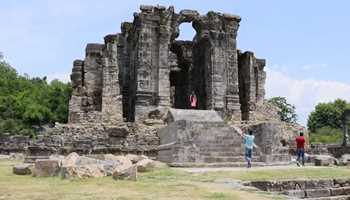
xmin=0 ymin=5 xmax=305 ymax=166
xmin=68 ymin=5 xmax=266 ymax=123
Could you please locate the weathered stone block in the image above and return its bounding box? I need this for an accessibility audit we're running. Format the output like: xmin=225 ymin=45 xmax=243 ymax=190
xmin=112 ymin=165 xmax=137 ymax=181
xmin=13 ymin=164 xmax=33 ymax=175
xmin=106 ymin=126 xmax=129 ymax=137
xmin=33 ymin=159 xmax=60 ymax=177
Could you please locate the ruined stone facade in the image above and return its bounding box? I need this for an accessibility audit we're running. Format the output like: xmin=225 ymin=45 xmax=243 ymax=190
xmin=68 ymin=5 xmax=266 ymax=124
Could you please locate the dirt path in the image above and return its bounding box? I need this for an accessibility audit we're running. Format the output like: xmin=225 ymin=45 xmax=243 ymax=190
xmin=175 ymin=164 xmax=321 ymax=173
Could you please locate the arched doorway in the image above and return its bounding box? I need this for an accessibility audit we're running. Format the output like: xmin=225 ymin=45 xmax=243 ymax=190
xmin=169 ymin=22 xmax=209 ymax=110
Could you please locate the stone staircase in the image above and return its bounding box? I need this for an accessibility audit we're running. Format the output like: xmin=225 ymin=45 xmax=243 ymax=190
xmin=249 ymin=179 xmax=350 ymax=200
xmin=195 ymin=123 xmax=263 ymax=164
xmin=158 ymin=109 xmax=290 ymax=167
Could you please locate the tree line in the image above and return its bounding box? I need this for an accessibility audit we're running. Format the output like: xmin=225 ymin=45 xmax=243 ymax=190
xmin=0 ymin=54 xmax=71 ymax=136
xmin=268 ymin=96 xmax=350 ymax=144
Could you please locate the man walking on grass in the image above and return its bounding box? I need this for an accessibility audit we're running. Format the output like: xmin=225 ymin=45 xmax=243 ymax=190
xmin=244 ymin=130 xmax=255 ymax=168
xmin=295 ymin=132 xmax=306 ymax=166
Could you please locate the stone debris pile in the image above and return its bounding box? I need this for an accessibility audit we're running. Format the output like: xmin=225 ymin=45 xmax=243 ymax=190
xmin=12 ymin=152 xmax=165 ymax=181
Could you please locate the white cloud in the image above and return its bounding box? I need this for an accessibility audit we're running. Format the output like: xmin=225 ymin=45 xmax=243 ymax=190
xmin=266 ymin=68 xmax=350 ymax=126
xmin=301 ymin=63 xmax=328 ymax=71
xmin=46 ymin=73 xmax=70 ymax=83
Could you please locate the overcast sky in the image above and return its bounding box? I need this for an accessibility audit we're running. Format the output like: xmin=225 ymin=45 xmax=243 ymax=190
xmin=2 ymin=0 xmax=350 ymax=125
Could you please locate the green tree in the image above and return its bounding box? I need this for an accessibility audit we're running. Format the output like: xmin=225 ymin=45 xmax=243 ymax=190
xmin=268 ymin=96 xmax=297 ymax=123
xmin=0 ymin=54 xmax=71 ymax=136
xmin=307 ymin=99 xmax=349 ymax=133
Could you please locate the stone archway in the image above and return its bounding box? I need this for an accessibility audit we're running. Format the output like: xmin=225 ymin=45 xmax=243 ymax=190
xmin=169 ymin=18 xmax=211 ymax=110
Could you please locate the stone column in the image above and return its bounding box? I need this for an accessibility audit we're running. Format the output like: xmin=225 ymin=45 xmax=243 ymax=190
xmin=223 ymin=14 xmax=242 ymax=120
xmin=68 ymin=60 xmax=84 ymax=124
xmin=135 ymin=6 xmax=155 ymax=108
xmin=101 ymin=34 xmax=123 ymax=124
xmin=84 ymin=43 xmax=104 ymax=112
xmin=238 ymin=51 xmax=257 ymax=121
xmin=133 ymin=5 xmax=175 ymax=120
xmin=156 ymin=26 xmax=172 ymax=107
xmin=255 ymin=58 xmax=266 ymax=104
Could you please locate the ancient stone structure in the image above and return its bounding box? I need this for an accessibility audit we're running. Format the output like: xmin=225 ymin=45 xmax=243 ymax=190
xmin=0 ymin=6 xmax=308 ymax=165
xmin=68 ymin=5 xmax=266 ymax=124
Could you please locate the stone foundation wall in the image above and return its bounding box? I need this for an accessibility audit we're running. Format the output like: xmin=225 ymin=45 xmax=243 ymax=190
xmin=310 ymin=144 xmax=350 ymax=158
xmin=0 ymin=122 xmax=162 ymax=157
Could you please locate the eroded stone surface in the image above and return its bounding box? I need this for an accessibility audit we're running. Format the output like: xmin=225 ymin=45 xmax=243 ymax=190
xmin=33 ymin=159 xmax=60 ymax=177
xmin=13 ymin=164 xmax=33 ymax=175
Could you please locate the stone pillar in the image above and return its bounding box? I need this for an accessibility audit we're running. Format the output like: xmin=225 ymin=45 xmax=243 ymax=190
xmin=223 ymin=14 xmax=241 ymax=120
xmin=133 ymin=5 xmax=175 ymax=120
xmin=157 ymin=25 xmax=172 ymax=107
xmin=134 ymin=6 xmax=155 ymax=111
xmin=68 ymin=60 xmax=84 ymax=124
xmin=238 ymin=51 xmax=257 ymax=121
xmin=255 ymin=59 xmax=266 ymax=104
xmin=193 ymin=12 xmax=241 ymax=117
xmin=84 ymin=43 xmax=104 ymax=112
xmin=101 ymin=34 xmax=123 ymax=124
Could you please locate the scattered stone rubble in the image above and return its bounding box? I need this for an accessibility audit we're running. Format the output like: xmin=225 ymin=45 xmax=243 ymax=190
xmin=11 ymin=152 xmax=164 ymax=181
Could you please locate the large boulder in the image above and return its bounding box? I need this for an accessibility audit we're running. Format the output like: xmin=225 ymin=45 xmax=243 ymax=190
xmin=61 ymin=152 xmax=122 ymax=178
xmin=33 ymin=159 xmax=60 ymax=177
xmin=13 ymin=163 xmax=33 ymax=175
xmin=340 ymin=154 xmax=350 ymax=166
xmin=136 ymin=158 xmax=156 ymax=172
xmin=102 ymin=154 xmax=132 ymax=176
xmin=314 ymin=155 xmax=339 ymax=166
xmin=103 ymin=154 xmax=132 ymax=166
xmin=61 ymin=164 xmax=106 ymax=179
xmin=62 ymin=152 xmax=80 ymax=166
xmin=125 ymin=154 xmax=147 ymax=164
xmin=112 ymin=165 xmax=137 ymax=181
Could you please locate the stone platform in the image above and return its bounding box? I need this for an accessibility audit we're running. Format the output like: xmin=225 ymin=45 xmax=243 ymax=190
xmin=157 ymin=109 xmax=291 ymax=166
xmin=166 ymin=109 xmax=224 ymax=123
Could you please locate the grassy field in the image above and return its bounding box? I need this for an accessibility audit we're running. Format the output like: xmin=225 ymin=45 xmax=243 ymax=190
xmin=187 ymin=166 xmax=350 ymax=182
xmin=0 ymin=160 xmax=282 ymax=200
xmin=2 ymin=160 xmax=350 ymax=200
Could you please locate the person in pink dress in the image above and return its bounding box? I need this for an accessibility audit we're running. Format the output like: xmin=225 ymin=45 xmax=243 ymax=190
xmin=189 ymin=91 xmax=197 ymax=109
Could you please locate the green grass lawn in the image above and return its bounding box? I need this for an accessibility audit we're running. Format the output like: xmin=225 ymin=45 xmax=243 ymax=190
xmin=2 ymin=160 xmax=349 ymax=200
xmin=189 ymin=166 xmax=350 ymax=182
xmin=0 ymin=160 xmax=281 ymax=200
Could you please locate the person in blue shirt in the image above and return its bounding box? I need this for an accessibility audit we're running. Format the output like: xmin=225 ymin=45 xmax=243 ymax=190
xmin=244 ymin=130 xmax=255 ymax=168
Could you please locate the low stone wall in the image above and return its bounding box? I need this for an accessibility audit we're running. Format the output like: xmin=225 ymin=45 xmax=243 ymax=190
xmin=310 ymin=144 xmax=350 ymax=158
xmin=249 ymin=179 xmax=350 ymax=199
xmin=0 ymin=122 xmax=162 ymax=157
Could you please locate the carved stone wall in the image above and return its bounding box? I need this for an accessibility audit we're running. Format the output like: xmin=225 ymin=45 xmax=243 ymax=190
xmin=68 ymin=5 xmax=267 ymax=124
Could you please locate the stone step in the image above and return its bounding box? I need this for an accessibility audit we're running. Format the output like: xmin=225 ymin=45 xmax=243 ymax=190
xmin=202 ymin=156 xmax=261 ymax=163
xmin=201 ymin=151 xmax=260 ymax=157
xmin=201 ymin=152 xmax=243 ymax=157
